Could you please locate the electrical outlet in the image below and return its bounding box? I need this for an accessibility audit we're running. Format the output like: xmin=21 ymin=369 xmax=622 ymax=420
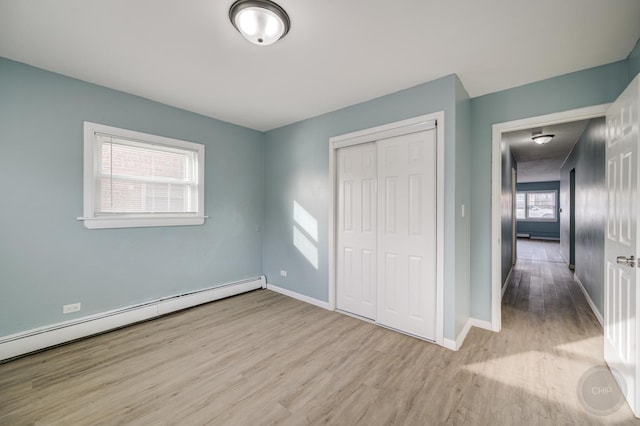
xmin=63 ymin=303 xmax=81 ymax=314
xmin=280 ymin=270 xmax=287 ymax=277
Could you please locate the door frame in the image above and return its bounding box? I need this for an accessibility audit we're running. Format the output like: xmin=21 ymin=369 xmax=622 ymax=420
xmin=328 ymin=112 xmax=445 ymax=346
xmin=569 ymin=168 xmax=576 ymax=269
xmin=511 ymin=167 xmax=517 ymax=266
xmin=490 ymin=104 xmax=610 ymax=332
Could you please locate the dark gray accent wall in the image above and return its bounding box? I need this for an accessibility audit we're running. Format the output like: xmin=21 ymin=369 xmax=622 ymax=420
xmin=516 ymin=181 xmax=561 ymax=240
xmin=0 ymin=58 xmax=265 ymax=337
xmin=560 ymin=118 xmax=606 ymax=315
xmin=500 ymin=147 xmax=516 ymax=285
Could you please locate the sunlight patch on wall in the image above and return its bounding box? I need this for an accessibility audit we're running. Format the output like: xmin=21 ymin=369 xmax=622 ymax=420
xmin=293 ymin=226 xmax=318 ymax=269
xmin=293 ymin=200 xmax=319 ymax=269
xmin=294 ymin=200 xmax=318 ymax=241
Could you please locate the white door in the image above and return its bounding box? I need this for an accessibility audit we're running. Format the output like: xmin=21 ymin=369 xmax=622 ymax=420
xmin=605 ymin=74 xmax=640 ymax=416
xmin=336 ymin=142 xmax=377 ymax=319
xmin=377 ymin=129 xmax=437 ymax=340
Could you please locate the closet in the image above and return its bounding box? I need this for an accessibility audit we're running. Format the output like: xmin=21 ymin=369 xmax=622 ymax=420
xmin=335 ymin=124 xmax=437 ymax=341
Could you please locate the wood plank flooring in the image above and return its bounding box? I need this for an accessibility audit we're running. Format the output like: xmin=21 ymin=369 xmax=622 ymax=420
xmin=516 ymin=238 xmax=564 ymax=263
xmin=1 ymin=248 xmax=638 ymax=424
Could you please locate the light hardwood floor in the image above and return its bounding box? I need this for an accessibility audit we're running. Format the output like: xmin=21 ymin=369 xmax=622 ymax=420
xmin=1 ymin=250 xmax=638 ymax=424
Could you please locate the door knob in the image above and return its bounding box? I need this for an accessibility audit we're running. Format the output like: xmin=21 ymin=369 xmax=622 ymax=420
xmin=616 ymin=255 xmax=636 ymax=268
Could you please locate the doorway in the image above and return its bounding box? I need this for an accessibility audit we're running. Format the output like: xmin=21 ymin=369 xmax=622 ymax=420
xmin=569 ymin=168 xmax=576 ymax=269
xmin=490 ymin=104 xmax=610 ymax=331
xmin=511 ymin=167 xmax=517 ymax=267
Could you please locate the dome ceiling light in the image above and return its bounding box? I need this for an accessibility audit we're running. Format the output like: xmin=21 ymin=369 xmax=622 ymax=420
xmin=531 ymin=132 xmax=555 ymax=145
xmin=229 ymin=0 xmax=290 ymax=46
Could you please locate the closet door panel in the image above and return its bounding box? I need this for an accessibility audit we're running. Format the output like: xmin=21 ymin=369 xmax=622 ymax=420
xmin=336 ymin=142 xmax=377 ymax=319
xmin=377 ymin=129 xmax=437 ymax=340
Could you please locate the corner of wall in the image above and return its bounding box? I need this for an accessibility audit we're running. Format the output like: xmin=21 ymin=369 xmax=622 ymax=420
xmin=626 ymin=36 xmax=640 ymax=83
xmin=453 ymin=75 xmax=472 ymax=338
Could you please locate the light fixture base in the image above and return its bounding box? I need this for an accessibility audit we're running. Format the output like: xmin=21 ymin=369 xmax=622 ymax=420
xmin=229 ymin=0 xmax=290 ymax=46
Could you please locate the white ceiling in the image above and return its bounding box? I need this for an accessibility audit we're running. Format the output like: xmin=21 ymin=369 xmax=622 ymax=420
xmin=1 ymin=0 xmax=639 ymax=131
xmin=515 ymin=159 xmax=565 ymax=183
xmin=504 ymin=120 xmax=590 ymax=183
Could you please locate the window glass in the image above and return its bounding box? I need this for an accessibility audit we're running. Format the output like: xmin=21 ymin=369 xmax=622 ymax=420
xmin=83 ymin=122 xmax=205 ymax=229
xmin=515 ymin=190 xmax=557 ymax=221
xmin=516 ymin=193 xmax=526 ymax=219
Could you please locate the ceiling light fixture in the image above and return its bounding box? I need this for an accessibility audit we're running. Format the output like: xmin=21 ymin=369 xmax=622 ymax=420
xmin=229 ymin=0 xmax=290 ymax=46
xmin=531 ymin=132 xmax=555 ymax=145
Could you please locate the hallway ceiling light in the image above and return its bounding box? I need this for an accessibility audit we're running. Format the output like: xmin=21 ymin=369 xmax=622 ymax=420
xmin=531 ymin=132 xmax=554 ymax=145
xmin=229 ymin=0 xmax=290 ymax=46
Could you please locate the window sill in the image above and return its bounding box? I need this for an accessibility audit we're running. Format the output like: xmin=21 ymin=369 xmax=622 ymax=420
xmin=79 ymin=215 xmax=206 ymax=229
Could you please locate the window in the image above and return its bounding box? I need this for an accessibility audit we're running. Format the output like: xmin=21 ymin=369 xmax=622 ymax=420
xmin=82 ymin=122 xmax=205 ymax=229
xmin=516 ymin=190 xmax=557 ymax=221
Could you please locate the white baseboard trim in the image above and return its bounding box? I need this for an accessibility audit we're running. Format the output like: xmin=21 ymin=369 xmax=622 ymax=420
xmin=573 ymin=273 xmax=604 ymax=327
xmin=502 ymin=266 xmax=513 ymax=298
xmin=443 ymin=317 xmax=494 ymax=351
xmin=443 ymin=338 xmax=457 ymax=351
xmin=266 ymin=284 xmax=330 ymax=310
xmin=0 ymin=276 xmax=266 ymax=362
xmin=469 ymin=318 xmax=494 ymax=331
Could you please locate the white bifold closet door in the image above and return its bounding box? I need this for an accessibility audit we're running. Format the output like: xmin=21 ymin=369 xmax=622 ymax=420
xmin=377 ymin=130 xmax=437 ymax=339
xmin=336 ymin=129 xmax=437 ymax=340
xmin=336 ymin=142 xmax=378 ymax=320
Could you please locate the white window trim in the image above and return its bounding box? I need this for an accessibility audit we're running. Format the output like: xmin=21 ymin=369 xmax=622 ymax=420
xmin=81 ymin=122 xmax=206 ymax=229
xmin=516 ymin=189 xmax=558 ymax=222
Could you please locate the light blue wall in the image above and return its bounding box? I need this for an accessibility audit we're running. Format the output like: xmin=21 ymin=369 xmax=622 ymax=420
xmin=516 ymin=181 xmax=561 ymax=239
xmin=469 ymin=61 xmax=628 ymax=321
xmin=560 ymin=118 xmax=606 ymax=315
xmin=0 ymin=58 xmax=264 ymax=336
xmin=4 ymin=37 xmax=639 ymax=342
xmin=628 ymin=38 xmax=640 ymax=82
xmin=263 ymin=75 xmax=467 ymax=340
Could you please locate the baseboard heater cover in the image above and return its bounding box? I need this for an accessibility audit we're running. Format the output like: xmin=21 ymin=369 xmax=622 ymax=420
xmin=0 ymin=275 xmax=266 ymax=362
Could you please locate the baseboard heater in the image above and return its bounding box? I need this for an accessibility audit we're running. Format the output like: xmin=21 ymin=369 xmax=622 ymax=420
xmin=0 ymin=276 xmax=266 ymax=362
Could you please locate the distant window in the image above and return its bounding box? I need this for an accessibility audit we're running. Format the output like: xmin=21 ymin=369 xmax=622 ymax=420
xmin=516 ymin=193 xmax=526 ymax=220
xmin=516 ymin=190 xmax=557 ymax=222
xmin=82 ymin=122 xmax=205 ymax=229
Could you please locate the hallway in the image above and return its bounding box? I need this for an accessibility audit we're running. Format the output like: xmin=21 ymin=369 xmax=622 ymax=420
xmin=506 ymin=239 xmax=587 ymax=323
